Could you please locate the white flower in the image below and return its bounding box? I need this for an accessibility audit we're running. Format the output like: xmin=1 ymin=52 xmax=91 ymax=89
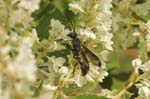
xmin=102 ymin=0 xmax=112 ymax=14
xmin=88 ymin=66 xmax=100 ymax=78
xmin=100 ymin=50 xmax=110 ymax=61
xmin=19 ymin=0 xmax=41 ymax=12
xmin=146 ymin=20 xmax=150 ymax=28
xmin=0 ymin=88 xmax=10 ymax=99
xmin=71 ymin=64 xmax=108 ymax=87
xmin=74 ymin=71 xmax=84 ymax=87
xmin=140 ymin=71 xmax=150 ymax=80
xmin=100 ymin=89 xmax=115 ymax=99
xmin=50 ymin=19 xmax=65 ymax=34
xmin=72 ymin=70 xmax=87 ymax=87
xmin=49 ymin=19 xmax=67 ymax=42
xmin=32 ymin=29 xmax=39 ymax=42
xmin=146 ymin=33 xmax=150 ymax=40
xmin=146 ymin=32 xmax=150 ymax=51
xmin=8 ymin=37 xmax=37 ymax=81
xmin=69 ymin=3 xmax=85 ymax=14
xmin=0 ymin=45 xmax=11 ymax=56
xmin=138 ymin=86 xmax=150 ymax=98
xmin=85 ymin=74 xmax=94 ymax=82
xmin=50 ymin=41 xmax=65 ymax=51
xmin=132 ymin=58 xmax=142 ymax=67
xmin=146 ymin=20 xmax=150 ymax=52
xmin=132 ymin=0 xmax=150 ymax=16
xmin=97 ymin=69 xmax=109 ymax=82
xmin=37 ymin=92 xmax=55 ymax=99
xmin=133 ymin=30 xmax=141 ymax=36
xmin=47 ymin=56 xmax=65 ymax=73
xmin=132 ymin=58 xmax=142 ymax=73
xmin=140 ymin=60 xmax=150 ymax=71
xmin=135 ymin=78 xmax=150 ymax=99
xmin=43 ymin=84 xmax=58 ymax=91
xmin=9 ymin=9 xmax=33 ymax=28
xmin=22 ymin=37 xmax=34 ymax=47
xmin=80 ymin=29 xmax=96 ymax=39
xmin=69 ymin=0 xmax=113 ymax=52
xmin=100 ymin=32 xmax=113 ymax=51
xmin=59 ymin=66 xmax=68 ymax=76
xmin=147 ymin=20 xmax=150 ymax=24
xmin=136 ymin=79 xmax=150 ymax=89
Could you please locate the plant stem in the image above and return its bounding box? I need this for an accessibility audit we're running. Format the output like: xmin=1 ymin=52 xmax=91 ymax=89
xmin=53 ymin=64 xmax=74 ymax=99
xmin=114 ymin=70 xmax=138 ymax=99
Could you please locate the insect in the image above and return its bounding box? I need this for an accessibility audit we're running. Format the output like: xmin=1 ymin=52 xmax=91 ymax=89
xmin=67 ymin=31 xmax=101 ymax=76
xmin=64 ymin=14 xmax=101 ymax=75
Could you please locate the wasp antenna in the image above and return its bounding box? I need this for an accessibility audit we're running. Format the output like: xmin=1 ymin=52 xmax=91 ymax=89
xmin=66 ymin=16 xmax=74 ymax=32
xmin=72 ymin=18 xmax=76 ymax=33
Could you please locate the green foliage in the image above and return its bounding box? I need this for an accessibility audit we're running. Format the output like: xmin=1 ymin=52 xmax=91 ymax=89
xmin=107 ymin=52 xmax=120 ymax=70
xmin=33 ymin=0 xmax=76 ymax=38
xmin=63 ymin=82 xmax=97 ymax=96
xmin=2 ymin=0 xmax=150 ymax=99
xmin=33 ymin=80 xmax=44 ymax=97
xmin=70 ymin=94 xmax=109 ymax=99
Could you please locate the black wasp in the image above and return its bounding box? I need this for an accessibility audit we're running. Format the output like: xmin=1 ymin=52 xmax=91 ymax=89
xmin=67 ymin=27 xmax=101 ymax=76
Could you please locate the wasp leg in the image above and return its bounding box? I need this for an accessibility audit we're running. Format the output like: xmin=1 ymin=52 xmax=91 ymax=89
xmin=72 ymin=62 xmax=78 ymax=77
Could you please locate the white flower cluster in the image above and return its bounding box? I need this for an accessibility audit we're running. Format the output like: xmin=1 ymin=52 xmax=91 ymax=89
xmin=48 ymin=19 xmax=68 ymax=52
xmin=41 ymin=1 xmax=113 ymax=98
xmin=47 ymin=18 xmax=109 ymax=88
xmin=63 ymin=0 xmax=112 ymax=87
xmin=0 ymin=32 xmax=38 ymax=99
xmin=131 ymin=0 xmax=150 ymax=16
xmin=8 ymin=37 xmax=37 ymax=81
xmin=0 ymin=0 xmax=40 ymax=98
xmin=132 ymin=58 xmax=150 ymax=99
xmin=1 ymin=0 xmax=114 ymax=98
xmin=145 ymin=20 xmax=150 ymax=52
xmin=71 ymin=67 xmax=108 ymax=87
xmin=9 ymin=0 xmax=40 ymax=28
xmin=0 ymin=32 xmax=37 ymax=99
xmin=18 ymin=0 xmax=40 ymax=12
xmin=130 ymin=18 xmax=150 ymax=99
xmin=69 ymin=0 xmax=113 ymax=51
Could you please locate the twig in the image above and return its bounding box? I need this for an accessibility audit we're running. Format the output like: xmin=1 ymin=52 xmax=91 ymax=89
xmin=114 ymin=70 xmax=138 ymax=99
xmin=53 ymin=64 xmax=74 ymax=99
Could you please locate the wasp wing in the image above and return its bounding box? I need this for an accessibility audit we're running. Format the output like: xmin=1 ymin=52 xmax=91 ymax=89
xmin=79 ymin=48 xmax=89 ymax=75
xmin=81 ymin=44 xmax=101 ymax=67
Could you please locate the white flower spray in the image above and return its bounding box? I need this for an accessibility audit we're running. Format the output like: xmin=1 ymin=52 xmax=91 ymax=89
xmin=131 ymin=20 xmax=150 ymax=99
xmin=0 ymin=0 xmax=40 ymax=98
xmin=44 ymin=0 xmax=113 ymax=98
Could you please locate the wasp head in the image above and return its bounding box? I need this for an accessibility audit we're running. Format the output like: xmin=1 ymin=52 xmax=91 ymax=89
xmin=67 ymin=32 xmax=77 ymax=39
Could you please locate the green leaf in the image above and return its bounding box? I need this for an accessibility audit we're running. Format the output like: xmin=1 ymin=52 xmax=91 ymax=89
xmin=53 ymin=0 xmax=68 ymax=14
xmin=32 ymin=80 xmax=44 ymax=97
xmin=70 ymin=94 xmax=109 ymax=99
xmin=100 ymin=74 xmax=113 ymax=89
xmin=107 ymin=52 xmax=120 ymax=69
xmin=33 ymin=0 xmax=67 ymax=38
xmin=111 ymin=77 xmax=126 ymax=89
xmin=33 ymin=0 xmax=77 ymax=38
xmin=63 ymin=83 xmax=97 ymax=96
